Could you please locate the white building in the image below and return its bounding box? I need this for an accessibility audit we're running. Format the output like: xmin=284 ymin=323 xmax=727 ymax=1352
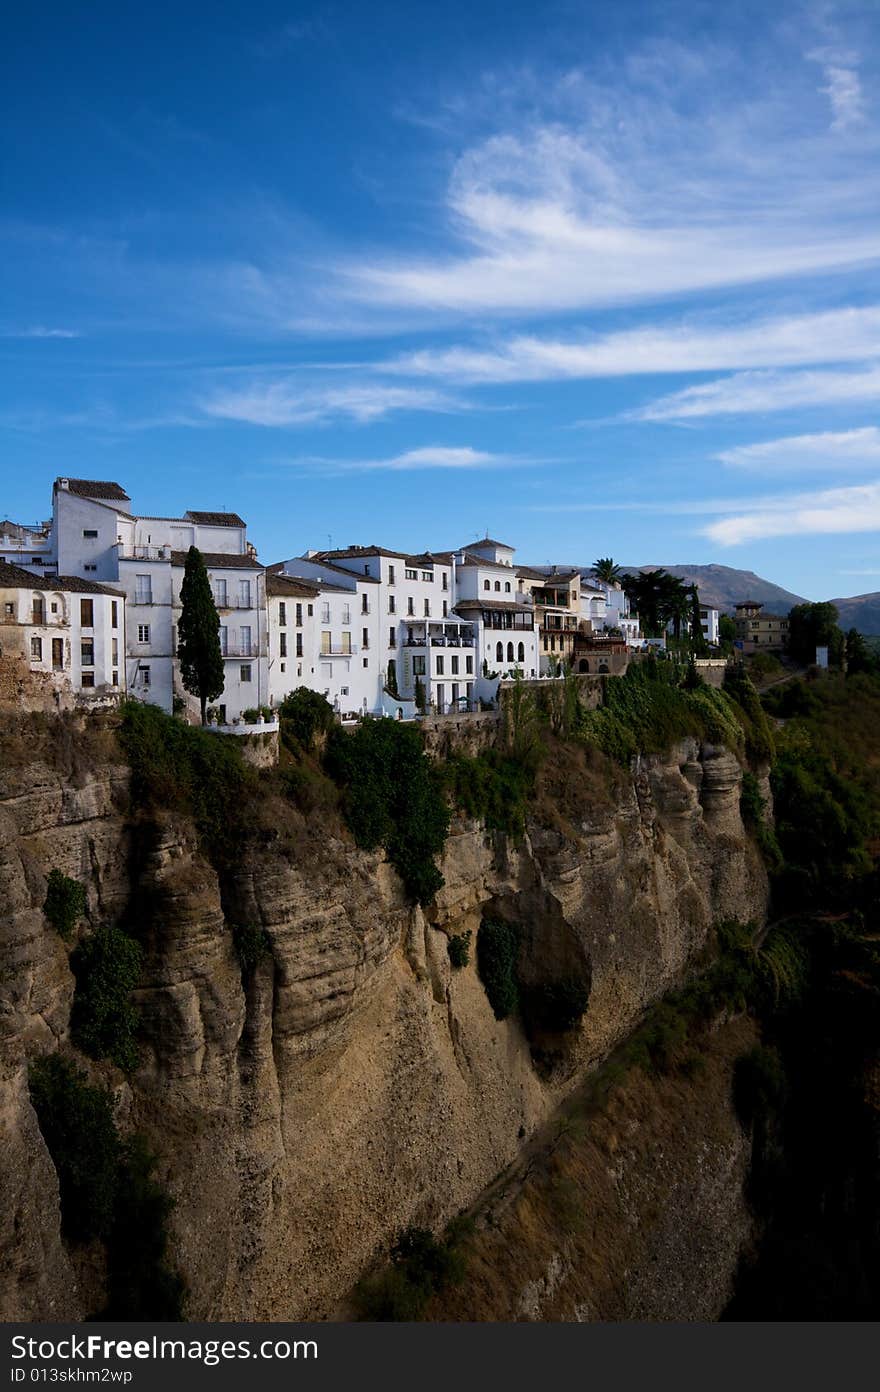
xmin=47 ymin=478 xmax=266 ymax=721
xmin=0 ymin=519 xmax=55 ymax=575
xmin=0 ymin=559 xmax=125 ymax=705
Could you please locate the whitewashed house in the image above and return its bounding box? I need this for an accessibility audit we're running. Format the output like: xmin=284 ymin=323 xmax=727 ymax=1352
xmin=47 ymin=478 xmax=266 ymax=721
xmin=0 ymin=559 xmax=125 ymax=706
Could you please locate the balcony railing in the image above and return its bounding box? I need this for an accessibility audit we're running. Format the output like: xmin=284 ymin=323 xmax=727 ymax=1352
xmin=119 ymin=545 xmax=171 ymax=561
xmin=134 ymin=592 xmax=154 ymax=606
xmin=221 ymin=645 xmax=264 ymax=659
xmin=319 ymin=644 xmax=359 ymax=657
xmin=212 ymin=597 xmax=255 ymax=610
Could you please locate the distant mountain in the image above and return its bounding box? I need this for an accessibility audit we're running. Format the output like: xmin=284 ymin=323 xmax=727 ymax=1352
xmin=618 ymin=564 xmax=807 ymax=616
xmin=829 ymin=593 xmax=880 ymax=636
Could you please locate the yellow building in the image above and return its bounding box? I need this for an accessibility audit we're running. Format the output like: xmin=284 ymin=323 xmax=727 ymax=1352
xmin=733 ymin=601 xmax=789 ymax=652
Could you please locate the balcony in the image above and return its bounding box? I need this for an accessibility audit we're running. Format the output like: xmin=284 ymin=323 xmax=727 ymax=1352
xmin=319 ymin=644 xmax=359 ymax=657
xmin=221 ymin=645 xmax=265 ymax=659
xmin=119 ymin=545 xmax=171 ymax=561
xmin=211 ymin=597 xmax=255 ymax=611
xmin=134 ymin=592 xmax=155 ymax=606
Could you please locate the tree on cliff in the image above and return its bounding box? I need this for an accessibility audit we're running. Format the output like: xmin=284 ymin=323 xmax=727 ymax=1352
xmin=176 ymin=546 xmax=224 ymax=725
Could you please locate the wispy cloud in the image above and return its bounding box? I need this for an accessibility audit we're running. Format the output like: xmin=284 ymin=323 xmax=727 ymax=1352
xmin=808 ymin=47 xmax=865 ymax=131
xmin=704 ymin=480 xmax=880 ymax=546
xmin=1 ymin=326 xmax=80 ymax=339
xmin=280 ymin=446 xmax=522 ymax=474
xmin=198 ymin=380 xmax=464 ymax=427
xmin=384 ymin=306 xmax=880 ymax=384
xmin=717 ymin=426 xmax=880 ymax=472
xmin=634 ymin=363 xmax=880 ymax=421
xmin=338 ymin=41 xmax=880 ymax=317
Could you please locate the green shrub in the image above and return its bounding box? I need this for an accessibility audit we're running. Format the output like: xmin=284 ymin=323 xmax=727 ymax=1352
xmin=740 ymin=770 xmax=766 ymax=827
xmin=325 ymin=720 xmax=449 ymax=905
xmin=579 ymin=661 xmax=749 ymax=765
xmin=120 ymin=700 xmax=253 ymax=864
xmin=444 ymin=750 xmax=534 ymax=837
xmin=242 ymin=707 xmax=260 ymax=724
xmin=447 ymin=931 xmax=471 ymax=969
xmin=28 ymin=1056 xmax=183 ymax=1317
xmin=476 ymin=918 xmax=520 ymax=1019
xmin=279 ymin=688 xmax=335 ymax=750
xmin=355 ymin=1225 xmax=465 ymax=1321
xmin=28 ymin=1055 xmax=120 ymax=1243
xmin=723 ymin=667 xmax=775 ymax=764
xmin=232 ymin=924 xmax=271 ymax=975
xmin=70 ymin=925 xmax=143 ymax=1072
xmin=279 ymin=760 xmax=339 ymax=815
xmin=44 ymin=869 xmax=87 ymax=940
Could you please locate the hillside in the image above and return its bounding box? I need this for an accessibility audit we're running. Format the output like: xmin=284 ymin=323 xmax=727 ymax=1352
xmin=829 ymin=592 xmax=880 ymax=636
xmin=621 ymin=564 xmax=806 ymax=615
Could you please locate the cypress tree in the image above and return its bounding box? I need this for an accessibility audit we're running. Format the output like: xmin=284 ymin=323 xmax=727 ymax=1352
xmin=177 ymin=546 xmax=224 ymax=724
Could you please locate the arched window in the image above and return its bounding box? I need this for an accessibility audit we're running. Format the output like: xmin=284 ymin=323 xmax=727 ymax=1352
xmin=507 ymin=642 xmax=514 ymax=662
xmin=579 ymin=658 xmax=589 ymax=673
xmin=496 ymin=641 xmax=503 ymax=662
xmin=505 ymin=581 xmax=511 ymax=593
xmin=517 ymin=642 xmax=525 ymax=662
xmin=494 ymin=580 xmax=501 ymax=591
xmin=483 ymin=579 xmax=490 ymax=590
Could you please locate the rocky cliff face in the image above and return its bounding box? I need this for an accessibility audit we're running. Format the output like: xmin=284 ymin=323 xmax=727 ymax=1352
xmin=0 ymin=715 xmax=767 ymax=1321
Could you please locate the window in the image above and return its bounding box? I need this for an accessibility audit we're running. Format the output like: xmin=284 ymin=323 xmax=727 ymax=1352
xmin=135 ymin=576 xmax=152 ymax=605
xmin=280 ymin=632 xmax=287 ymax=657
xmin=407 ymin=597 xmax=415 ymax=616
xmin=505 ymin=582 xmax=511 ymax=593
xmin=80 ymin=598 xmax=94 ymax=626
xmin=362 ymin=627 xmax=369 ymax=649
xmin=466 ymin=655 xmax=473 ymax=675
xmin=31 ymin=636 xmax=42 ymax=661
xmin=111 ymin=601 xmax=118 ymax=628
xmin=219 ymin=626 xmax=228 ymax=655
xmin=422 ymin=571 xmax=432 ymax=582
xmin=436 ymin=655 xmax=444 ymax=674
xmin=340 ymin=686 xmax=349 ymax=698
xmin=51 ymin=602 xmax=58 ymax=614
xmin=295 ymin=603 xmax=303 ymax=626
xmin=442 ymin=600 xmax=448 ymax=617
xmin=52 ymin=638 xmax=64 ymax=670
xmin=451 ymin=655 xmax=459 ymax=675
xmin=278 ymin=602 xmax=286 ymax=626
xmin=363 ymin=658 xmax=369 ymax=668
xmin=84 ymin=565 xmax=97 ymax=573
xmin=389 ymin=627 xmax=397 ymax=647
xmin=361 ymin=594 xmax=369 ymax=613
xmin=213 ymin=579 xmax=227 ymax=607
xmin=424 ymin=599 xmax=430 ymax=617
xmin=307 ymin=604 xmax=313 ymax=617
xmin=494 ymin=581 xmax=501 ymax=592
xmin=517 ymin=642 xmax=525 ymax=663
xmin=388 ymin=595 xmax=396 ymax=614
xmin=507 ymin=642 xmax=514 ymax=662
xmin=364 ymin=563 xmax=371 ymax=575
xmin=240 ymin=625 xmax=252 ymax=656
xmin=81 ymin=672 xmax=95 ymax=688
xmin=238 ymin=580 xmax=251 ymax=608
xmin=240 ymin=664 xmax=252 ymax=682
xmin=442 ymin=573 xmax=448 ymax=590
xmin=321 ymin=602 xmax=331 ymax=624
xmin=388 ymin=565 xmax=396 ymax=584
xmin=342 ymin=604 xmax=351 ymax=625
xmin=484 ymin=579 xmax=490 ymax=591
xmin=413 ymin=656 xmax=426 ymax=676
xmin=111 ymin=638 xmax=118 ymax=664
xmin=340 ymin=632 xmax=352 ymax=654
xmin=321 ymin=631 xmax=332 ymax=654
xmin=3 ymin=602 xmax=12 ymax=617
xmin=296 ymin=633 xmax=303 ymax=657
xmin=82 ymin=529 xmax=98 ymax=538
xmin=405 ymin=568 xmax=418 ymax=580
xmin=137 ymin=624 xmax=150 ymax=643
xmin=496 ymin=642 xmax=503 ymax=661
xmin=81 ymin=640 xmax=94 ymax=667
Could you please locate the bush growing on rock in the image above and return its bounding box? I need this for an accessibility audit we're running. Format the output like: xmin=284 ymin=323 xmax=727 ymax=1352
xmin=476 ymin=919 xmax=520 ymax=1020
xmin=70 ymin=925 xmax=143 ymax=1072
xmin=43 ymin=868 xmax=86 ymax=940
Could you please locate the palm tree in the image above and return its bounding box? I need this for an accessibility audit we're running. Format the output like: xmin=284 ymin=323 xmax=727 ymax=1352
xmin=592 ymin=557 xmax=621 ymax=585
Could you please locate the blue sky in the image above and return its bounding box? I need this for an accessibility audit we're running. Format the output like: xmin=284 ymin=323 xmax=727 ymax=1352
xmin=3 ymin=0 xmax=880 ymax=599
